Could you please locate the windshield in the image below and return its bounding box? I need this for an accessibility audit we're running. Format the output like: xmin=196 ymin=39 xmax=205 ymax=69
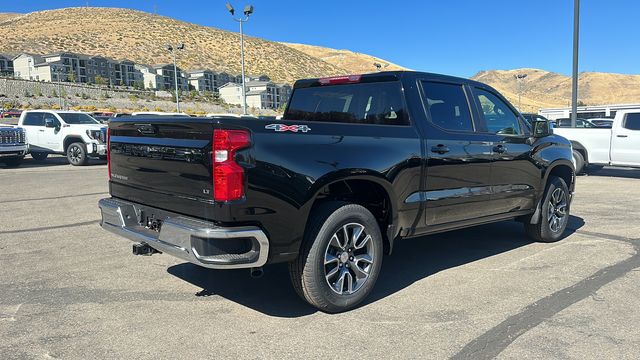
xmin=58 ymin=113 xmax=99 ymax=124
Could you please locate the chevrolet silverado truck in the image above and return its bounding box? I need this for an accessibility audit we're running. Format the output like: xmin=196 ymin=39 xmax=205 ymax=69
xmin=18 ymin=110 xmax=107 ymax=166
xmin=553 ymin=110 xmax=640 ymax=173
xmin=98 ymin=71 xmax=575 ymax=312
xmin=0 ymin=125 xmax=28 ymax=167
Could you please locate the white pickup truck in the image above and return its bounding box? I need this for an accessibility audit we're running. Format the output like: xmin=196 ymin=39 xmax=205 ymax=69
xmin=553 ymin=110 xmax=640 ymax=173
xmin=18 ymin=110 xmax=107 ymax=166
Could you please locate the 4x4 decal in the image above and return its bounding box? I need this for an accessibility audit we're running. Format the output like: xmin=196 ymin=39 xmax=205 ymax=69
xmin=265 ymin=124 xmax=311 ymax=133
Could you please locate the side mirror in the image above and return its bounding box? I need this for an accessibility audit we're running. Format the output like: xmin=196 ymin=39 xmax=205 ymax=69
xmin=45 ymin=118 xmax=56 ymax=128
xmin=532 ymin=120 xmax=552 ymax=138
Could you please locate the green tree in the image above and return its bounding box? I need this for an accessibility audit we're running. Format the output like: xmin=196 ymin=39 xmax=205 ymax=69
xmin=67 ymin=70 xmax=76 ymax=83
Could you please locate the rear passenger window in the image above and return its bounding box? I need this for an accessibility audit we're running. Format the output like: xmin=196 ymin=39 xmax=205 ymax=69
xmin=474 ymin=88 xmax=522 ymax=135
xmin=23 ymin=112 xmax=44 ymax=126
xmin=624 ymin=113 xmax=640 ymax=130
xmin=421 ymin=82 xmax=474 ymax=132
xmin=284 ymin=81 xmax=409 ymax=125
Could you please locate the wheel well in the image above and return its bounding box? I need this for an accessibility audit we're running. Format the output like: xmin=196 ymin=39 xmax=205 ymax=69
xmin=312 ymin=179 xmax=393 ymax=253
xmin=63 ymin=137 xmax=84 ymax=152
xmin=549 ymin=164 xmax=574 ymax=190
xmin=571 ymin=141 xmax=588 ymax=164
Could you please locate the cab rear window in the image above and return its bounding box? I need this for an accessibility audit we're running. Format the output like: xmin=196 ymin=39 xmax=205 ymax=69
xmin=284 ymin=81 xmax=409 ymax=125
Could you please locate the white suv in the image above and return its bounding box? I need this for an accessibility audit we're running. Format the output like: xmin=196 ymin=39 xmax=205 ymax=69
xmin=18 ymin=110 xmax=107 ymax=166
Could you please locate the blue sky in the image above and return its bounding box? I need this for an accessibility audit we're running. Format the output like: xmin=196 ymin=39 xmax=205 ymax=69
xmin=3 ymin=1 xmax=639 ymax=77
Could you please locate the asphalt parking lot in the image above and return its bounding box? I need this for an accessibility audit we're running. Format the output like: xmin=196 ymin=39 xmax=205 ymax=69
xmin=1 ymin=156 xmax=639 ymax=359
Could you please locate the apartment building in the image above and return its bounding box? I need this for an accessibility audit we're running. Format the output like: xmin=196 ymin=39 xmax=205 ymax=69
xmin=187 ymin=70 xmax=215 ymax=92
xmin=219 ymin=80 xmax=291 ymax=109
xmin=13 ymin=54 xmax=68 ymax=82
xmin=0 ymin=54 xmax=14 ymax=75
xmin=153 ymin=64 xmax=189 ymax=91
xmin=135 ymin=64 xmax=163 ymax=90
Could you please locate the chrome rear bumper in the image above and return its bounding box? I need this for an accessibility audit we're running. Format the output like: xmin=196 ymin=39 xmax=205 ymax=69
xmin=98 ymin=197 xmax=269 ymax=269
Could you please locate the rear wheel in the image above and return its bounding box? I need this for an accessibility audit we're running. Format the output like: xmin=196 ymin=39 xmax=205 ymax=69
xmin=572 ymin=149 xmax=585 ymax=175
xmin=67 ymin=142 xmax=88 ymax=166
xmin=31 ymin=152 xmax=48 ymax=161
xmin=525 ymin=176 xmax=570 ymax=243
xmin=289 ymin=202 xmax=383 ymax=313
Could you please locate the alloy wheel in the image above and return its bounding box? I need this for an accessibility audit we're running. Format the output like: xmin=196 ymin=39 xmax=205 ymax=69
xmin=324 ymin=222 xmax=375 ymax=295
xmin=548 ymin=188 xmax=567 ymax=233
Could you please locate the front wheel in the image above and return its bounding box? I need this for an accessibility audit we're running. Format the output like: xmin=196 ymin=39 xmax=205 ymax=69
xmin=289 ymin=202 xmax=383 ymax=313
xmin=67 ymin=142 xmax=88 ymax=166
xmin=524 ymin=176 xmax=571 ymax=242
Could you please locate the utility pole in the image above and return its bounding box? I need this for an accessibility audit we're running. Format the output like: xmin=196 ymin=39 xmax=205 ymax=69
xmin=226 ymin=3 xmax=254 ymax=115
xmin=166 ymin=43 xmax=185 ymax=113
xmin=571 ymin=0 xmax=580 ymax=128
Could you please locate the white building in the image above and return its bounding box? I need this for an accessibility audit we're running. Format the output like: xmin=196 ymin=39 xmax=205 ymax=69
xmin=539 ymin=103 xmax=640 ymax=120
xmin=135 ymin=64 xmax=163 ymax=90
xmin=218 ymin=80 xmax=291 ymax=109
xmin=153 ymin=64 xmax=189 ymax=91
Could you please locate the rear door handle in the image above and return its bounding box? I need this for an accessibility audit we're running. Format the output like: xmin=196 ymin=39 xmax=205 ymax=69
xmin=38 ymin=129 xmax=45 ymax=132
xmin=431 ymin=145 xmax=450 ymax=154
xmin=493 ymin=145 xmax=507 ymax=153
xmin=617 ymin=135 xmax=628 ymax=138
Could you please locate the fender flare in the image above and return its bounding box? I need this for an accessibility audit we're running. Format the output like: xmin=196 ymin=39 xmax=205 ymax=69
xmin=569 ymin=140 xmax=589 ymax=164
xmin=63 ymin=135 xmax=86 ymax=152
xmin=303 ymin=170 xmax=400 ymax=252
xmin=531 ymin=159 xmax=575 ymax=225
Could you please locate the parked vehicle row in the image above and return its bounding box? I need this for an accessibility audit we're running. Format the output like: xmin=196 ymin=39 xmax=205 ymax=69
xmin=553 ymin=110 xmax=640 ymax=173
xmin=99 ymin=71 xmax=576 ymax=312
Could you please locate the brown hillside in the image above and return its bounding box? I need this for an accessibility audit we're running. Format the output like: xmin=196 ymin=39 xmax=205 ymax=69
xmin=0 ymin=7 xmax=349 ymax=83
xmin=472 ymin=68 xmax=640 ymax=112
xmin=282 ymin=43 xmax=407 ymax=74
xmin=0 ymin=13 xmax=21 ymax=23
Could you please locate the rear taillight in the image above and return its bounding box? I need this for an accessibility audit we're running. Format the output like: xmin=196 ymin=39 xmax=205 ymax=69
xmin=318 ymin=74 xmax=362 ymax=85
xmin=106 ymin=128 xmax=111 ymax=180
xmin=212 ymin=129 xmax=250 ymax=202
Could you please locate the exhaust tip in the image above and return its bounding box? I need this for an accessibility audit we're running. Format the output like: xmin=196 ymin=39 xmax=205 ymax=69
xmin=250 ymin=267 xmax=264 ymax=278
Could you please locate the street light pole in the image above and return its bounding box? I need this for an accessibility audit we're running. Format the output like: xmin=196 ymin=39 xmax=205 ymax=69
xmin=56 ymin=68 xmax=63 ymax=109
xmin=166 ymin=43 xmax=185 ymax=113
xmin=514 ymin=73 xmax=527 ymax=111
xmin=571 ymin=0 xmax=580 ymax=128
xmin=226 ymin=3 xmax=254 ymax=115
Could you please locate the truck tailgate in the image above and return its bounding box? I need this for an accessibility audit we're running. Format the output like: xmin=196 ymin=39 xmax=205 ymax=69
xmin=108 ymin=119 xmax=215 ymax=212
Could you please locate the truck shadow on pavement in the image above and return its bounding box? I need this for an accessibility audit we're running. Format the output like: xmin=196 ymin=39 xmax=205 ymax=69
xmin=167 ymin=216 xmax=585 ymax=317
xmin=9 ymin=155 xmax=107 ymax=169
xmin=586 ymin=167 xmax=640 ymax=179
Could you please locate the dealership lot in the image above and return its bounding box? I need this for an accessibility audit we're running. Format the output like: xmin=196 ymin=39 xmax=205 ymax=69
xmin=1 ymin=157 xmax=639 ymax=359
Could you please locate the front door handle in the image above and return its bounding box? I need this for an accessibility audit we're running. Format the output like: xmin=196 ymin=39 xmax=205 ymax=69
xmin=617 ymin=135 xmax=628 ymax=138
xmin=493 ymin=145 xmax=507 ymax=153
xmin=431 ymin=145 xmax=450 ymax=154
xmin=38 ymin=129 xmax=45 ymax=132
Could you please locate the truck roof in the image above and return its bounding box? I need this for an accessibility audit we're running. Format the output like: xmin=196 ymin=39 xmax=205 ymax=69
xmin=293 ymin=71 xmax=490 ymax=90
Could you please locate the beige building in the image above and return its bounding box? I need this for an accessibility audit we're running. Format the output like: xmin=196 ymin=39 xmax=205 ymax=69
xmin=13 ymin=54 xmax=68 ymax=82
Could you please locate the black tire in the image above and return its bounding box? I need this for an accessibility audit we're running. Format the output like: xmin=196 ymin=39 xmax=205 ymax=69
xmin=66 ymin=142 xmax=88 ymax=166
xmin=525 ymin=176 xmax=571 ymax=243
xmin=30 ymin=152 xmax=48 ymax=161
xmin=572 ymin=149 xmax=585 ymax=175
xmin=289 ymin=202 xmax=384 ymax=313
xmin=3 ymin=156 xmax=24 ymax=167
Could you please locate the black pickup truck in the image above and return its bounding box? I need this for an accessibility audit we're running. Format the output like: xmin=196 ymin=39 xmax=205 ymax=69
xmin=99 ymin=71 xmax=575 ymax=312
